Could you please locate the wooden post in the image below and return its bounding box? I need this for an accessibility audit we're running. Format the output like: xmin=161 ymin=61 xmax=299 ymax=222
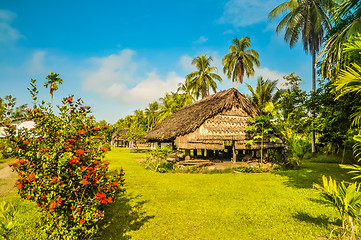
xmin=215 ymin=150 xmax=219 ymax=158
xmin=232 ymin=141 xmax=237 ymax=163
xmin=207 ymin=150 xmax=214 ymax=160
xmin=193 ymin=149 xmax=197 ymax=158
xmin=185 ymin=149 xmax=191 ymax=160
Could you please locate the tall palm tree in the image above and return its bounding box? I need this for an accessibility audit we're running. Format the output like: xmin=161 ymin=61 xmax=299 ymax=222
xmin=186 ymin=54 xmax=222 ymax=99
xmin=44 ymin=72 xmax=63 ymax=108
xmin=145 ymin=101 xmax=160 ymax=131
xmin=222 ymin=37 xmax=260 ymax=89
xmin=245 ymin=76 xmax=281 ymax=112
xmin=319 ymin=0 xmax=361 ymax=79
xmin=269 ymin=0 xmax=334 ymax=92
xmin=177 ymin=80 xmax=195 ymax=102
xmin=269 ymin=0 xmax=334 ymax=153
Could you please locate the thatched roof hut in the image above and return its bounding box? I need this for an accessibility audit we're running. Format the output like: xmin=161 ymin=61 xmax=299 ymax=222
xmin=146 ymin=88 xmax=285 ymax=159
xmin=111 ymin=128 xmax=129 ymax=147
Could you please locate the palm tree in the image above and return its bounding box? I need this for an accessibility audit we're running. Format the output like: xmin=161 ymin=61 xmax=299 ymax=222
xmin=245 ymin=77 xmax=281 ymax=112
xmin=145 ymin=101 xmax=160 ymax=131
xmin=320 ymin=0 xmax=361 ymax=79
xmin=269 ymin=0 xmax=334 ymax=92
xmin=222 ymin=37 xmax=260 ymax=89
xmin=177 ymin=80 xmax=195 ymax=102
xmin=44 ymin=72 xmax=63 ymax=108
xmin=269 ymin=0 xmax=334 ymax=153
xmin=186 ymin=54 xmax=222 ymax=99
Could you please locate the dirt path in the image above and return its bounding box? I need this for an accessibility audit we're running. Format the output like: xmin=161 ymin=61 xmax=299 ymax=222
xmin=0 ymin=162 xmax=16 ymax=197
xmin=0 ymin=165 xmax=14 ymax=179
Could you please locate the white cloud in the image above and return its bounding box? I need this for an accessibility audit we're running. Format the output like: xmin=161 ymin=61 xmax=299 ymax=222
xmin=0 ymin=9 xmax=24 ymax=43
xmin=81 ymin=50 xmax=184 ymax=105
xmin=194 ymin=36 xmax=208 ymax=44
xmin=219 ymin=0 xmax=279 ymax=27
xmin=223 ymin=29 xmax=235 ymax=35
xmin=179 ymin=55 xmax=194 ymax=72
xmin=124 ymin=72 xmax=183 ymax=103
xmin=254 ymin=67 xmax=287 ymax=88
xmin=25 ymin=51 xmax=47 ymax=75
xmin=81 ymin=49 xmax=138 ymax=99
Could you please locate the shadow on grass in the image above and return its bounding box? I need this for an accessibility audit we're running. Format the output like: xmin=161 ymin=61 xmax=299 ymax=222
xmin=276 ymin=161 xmax=354 ymax=189
xmin=293 ymin=211 xmax=338 ymax=228
xmin=95 ymin=193 xmax=154 ymax=240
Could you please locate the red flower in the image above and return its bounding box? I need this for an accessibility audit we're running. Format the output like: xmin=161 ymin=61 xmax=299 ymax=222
xmin=76 ymin=149 xmax=85 ymax=155
xmin=56 ymin=197 xmax=62 ymax=204
xmin=52 ymin=176 xmax=58 ymax=182
xmin=27 ymin=174 xmax=35 ymax=182
xmin=104 ymin=161 xmax=109 ymax=165
xmin=107 ymin=196 xmax=113 ymax=203
xmin=66 ymin=97 xmax=72 ymax=102
xmin=26 ymin=195 xmax=31 ymax=199
xmin=23 ymin=141 xmax=29 ymax=145
xmin=100 ymin=147 xmax=107 ymax=152
xmin=78 ymin=130 xmax=86 ymax=134
xmin=79 ymin=219 xmax=85 ymax=224
xmin=82 ymin=179 xmax=89 ymax=185
xmin=68 ymin=156 xmax=80 ymax=164
xmin=25 ymin=108 xmax=30 ymax=112
xmin=49 ymin=201 xmax=57 ymax=212
xmin=103 ymin=125 xmax=109 ymax=129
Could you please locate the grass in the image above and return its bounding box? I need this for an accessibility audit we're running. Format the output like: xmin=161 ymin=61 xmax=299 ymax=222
xmin=1 ymin=149 xmax=357 ymax=239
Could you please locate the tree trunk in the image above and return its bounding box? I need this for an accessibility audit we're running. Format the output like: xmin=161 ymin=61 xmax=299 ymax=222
xmin=311 ymin=52 xmax=316 ymax=154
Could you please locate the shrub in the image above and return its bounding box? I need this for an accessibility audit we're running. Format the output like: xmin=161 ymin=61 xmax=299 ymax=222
xmin=6 ymin=81 xmax=125 ymax=239
xmin=143 ymin=146 xmax=172 ymax=172
xmin=102 ymin=142 xmax=112 ymax=152
xmin=0 ymin=201 xmax=18 ymax=240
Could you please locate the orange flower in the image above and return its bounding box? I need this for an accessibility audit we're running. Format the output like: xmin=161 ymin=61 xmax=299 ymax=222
xmin=78 ymin=130 xmax=86 ymax=134
xmin=82 ymin=179 xmax=89 ymax=185
xmin=100 ymin=147 xmax=107 ymax=152
xmin=76 ymin=149 xmax=85 ymax=155
xmin=26 ymin=195 xmax=31 ymax=199
xmin=27 ymin=174 xmax=35 ymax=182
xmin=79 ymin=219 xmax=85 ymax=224
xmin=66 ymin=97 xmax=72 ymax=102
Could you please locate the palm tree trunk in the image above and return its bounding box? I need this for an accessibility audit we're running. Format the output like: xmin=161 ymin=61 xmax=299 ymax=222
xmin=311 ymin=52 xmax=316 ymax=154
xmin=51 ymin=93 xmax=53 ymax=109
xmin=235 ymin=80 xmax=239 ymax=89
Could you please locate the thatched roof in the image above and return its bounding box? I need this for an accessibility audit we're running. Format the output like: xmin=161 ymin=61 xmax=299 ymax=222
xmin=146 ymin=88 xmax=259 ymax=141
xmin=111 ymin=128 xmax=129 ymax=140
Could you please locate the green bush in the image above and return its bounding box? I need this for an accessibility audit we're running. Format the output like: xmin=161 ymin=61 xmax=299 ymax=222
xmin=309 ymin=154 xmax=341 ymax=163
xmin=0 ymin=201 xmax=18 ymax=240
xmin=288 ymin=136 xmax=311 ymax=160
xmin=6 ymin=81 xmax=125 ymax=239
xmin=143 ymin=146 xmax=172 ymax=172
xmin=102 ymin=142 xmax=112 ymax=152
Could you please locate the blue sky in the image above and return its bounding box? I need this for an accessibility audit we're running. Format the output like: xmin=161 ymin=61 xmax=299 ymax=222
xmin=0 ymin=0 xmax=312 ymax=123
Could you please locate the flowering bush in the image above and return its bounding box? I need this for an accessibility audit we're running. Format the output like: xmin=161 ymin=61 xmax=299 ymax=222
xmin=6 ymin=80 xmax=125 ymax=239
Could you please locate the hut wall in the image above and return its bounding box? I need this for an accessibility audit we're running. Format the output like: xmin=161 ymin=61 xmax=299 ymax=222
xmin=174 ymin=107 xmax=284 ymax=150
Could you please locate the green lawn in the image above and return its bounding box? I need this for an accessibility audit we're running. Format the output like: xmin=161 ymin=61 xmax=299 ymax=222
xmin=2 ymin=149 xmax=356 ymax=239
xmin=97 ymin=148 xmax=353 ymax=240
